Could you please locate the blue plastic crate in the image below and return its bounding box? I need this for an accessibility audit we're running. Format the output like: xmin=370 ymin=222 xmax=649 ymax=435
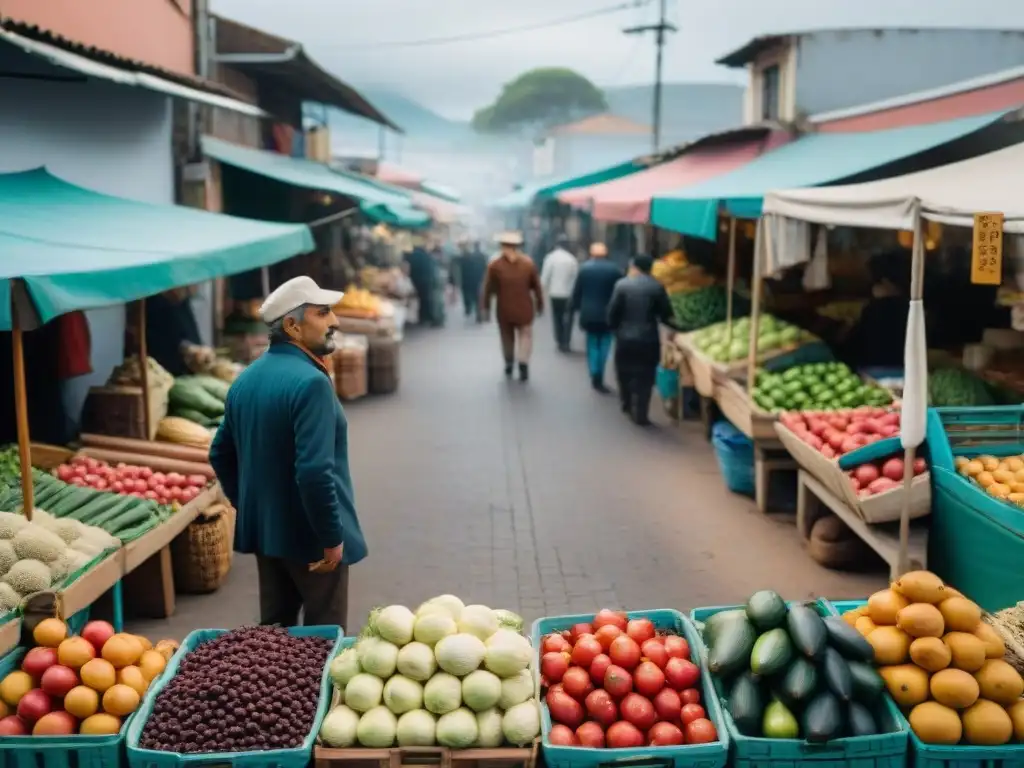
xmin=712 ymin=420 xmax=756 ymax=496
xmin=530 ymin=609 xmax=729 ymax=768
xmin=658 ymin=366 xmax=681 ymax=401
xmin=126 ymin=625 xmax=343 ymax=768
xmin=690 ymin=600 xmax=909 ymax=768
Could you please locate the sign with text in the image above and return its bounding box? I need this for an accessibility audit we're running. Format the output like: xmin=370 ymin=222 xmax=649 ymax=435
xmin=971 ymin=212 xmax=1004 ymax=285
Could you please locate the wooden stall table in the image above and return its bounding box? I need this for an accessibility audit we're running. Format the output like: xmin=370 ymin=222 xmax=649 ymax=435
xmin=0 ymin=616 xmax=20 ymax=657
xmin=796 ymin=470 xmax=928 ymax=580
xmin=314 ymin=742 xmax=538 ymax=768
xmin=22 ymin=549 xmax=126 ymax=637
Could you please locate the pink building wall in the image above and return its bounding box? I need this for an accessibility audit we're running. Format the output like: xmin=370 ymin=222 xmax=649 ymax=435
xmin=4 ymin=0 xmax=195 ymax=75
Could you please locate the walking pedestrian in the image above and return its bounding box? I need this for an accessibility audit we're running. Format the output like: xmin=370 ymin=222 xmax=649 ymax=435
xmin=405 ymin=235 xmax=439 ymax=327
xmin=540 ymin=235 xmax=579 ymax=352
xmin=209 ymin=276 xmax=367 ymax=629
xmin=571 ymin=242 xmax=623 ymax=392
xmin=456 ymin=238 xmax=488 ymax=322
xmin=481 ymin=231 xmax=544 ymax=381
xmin=607 ymin=255 xmax=673 ymax=425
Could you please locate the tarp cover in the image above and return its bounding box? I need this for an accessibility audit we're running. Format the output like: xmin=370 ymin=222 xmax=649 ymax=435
xmin=490 ymin=160 xmax=641 ymax=211
xmin=762 ymin=139 xmax=1024 ymax=232
xmin=0 ymin=168 xmax=313 ymax=329
xmin=650 ymin=111 xmax=1005 ymax=240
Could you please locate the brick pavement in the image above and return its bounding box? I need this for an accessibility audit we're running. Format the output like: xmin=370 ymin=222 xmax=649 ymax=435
xmin=128 ymin=318 xmax=884 ymax=639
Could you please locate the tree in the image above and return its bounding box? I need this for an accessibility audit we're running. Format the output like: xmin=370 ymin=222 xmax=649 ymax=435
xmin=472 ymin=68 xmax=607 ymax=134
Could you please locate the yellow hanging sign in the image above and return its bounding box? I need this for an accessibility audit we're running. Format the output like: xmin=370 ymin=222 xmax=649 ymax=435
xmin=971 ymin=212 xmax=1004 ymax=285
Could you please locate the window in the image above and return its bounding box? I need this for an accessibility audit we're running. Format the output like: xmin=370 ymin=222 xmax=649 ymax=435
xmin=760 ymin=64 xmax=781 ymax=121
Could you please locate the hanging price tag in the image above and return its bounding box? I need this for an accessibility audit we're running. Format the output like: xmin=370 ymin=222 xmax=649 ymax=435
xmin=971 ymin=212 xmax=1004 ymax=285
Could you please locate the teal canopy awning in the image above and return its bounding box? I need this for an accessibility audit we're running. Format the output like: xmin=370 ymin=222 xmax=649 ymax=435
xmin=490 ymin=159 xmax=641 ymax=211
xmin=421 ymin=181 xmax=462 ymax=203
xmin=650 ymin=112 xmax=1005 ymax=240
xmin=201 ymin=136 xmax=430 ymax=229
xmin=0 ymin=168 xmax=313 ymax=330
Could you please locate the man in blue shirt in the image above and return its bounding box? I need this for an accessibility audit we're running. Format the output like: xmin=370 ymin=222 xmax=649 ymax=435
xmin=571 ymin=242 xmax=623 ymax=392
xmin=209 ymin=276 xmax=367 ymax=630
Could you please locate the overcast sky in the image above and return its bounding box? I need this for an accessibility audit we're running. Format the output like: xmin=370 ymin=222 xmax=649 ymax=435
xmin=211 ymin=0 xmax=1024 ymax=119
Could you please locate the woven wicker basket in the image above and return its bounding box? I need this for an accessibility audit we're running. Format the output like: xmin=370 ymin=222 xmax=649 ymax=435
xmin=171 ymin=503 xmax=235 ymax=594
xmin=985 ymin=603 xmax=1024 ymax=675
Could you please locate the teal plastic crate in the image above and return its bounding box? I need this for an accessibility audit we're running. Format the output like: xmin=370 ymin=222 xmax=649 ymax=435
xmin=125 ymin=625 xmax=343 ymax=768
xmin=690 ymin=600 xmax=909 ymax=768
xmin=530 ymin=609 xmax=729 ymax=768
xmin=925 ymin=407 xmax=1024 ymax=474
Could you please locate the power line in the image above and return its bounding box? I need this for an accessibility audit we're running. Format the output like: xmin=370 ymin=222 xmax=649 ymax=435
xmin=623 ymin=0 xmax=676 ymax=151
xmin=341 ymin=0 xmax=654 ymax=49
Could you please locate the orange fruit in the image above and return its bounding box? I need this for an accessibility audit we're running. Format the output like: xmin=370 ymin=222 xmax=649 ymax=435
xmin=0 ymin=671 xmax=33 ymax=706
xmin=57 ymin=637 xmax=97 ymax=670
xmin=63 ymin=685 xmax=100 ymax=718
xmin=134 ymin=635 xmax=153 ymax=651
xmin=117 ymin=666 xmax=147 ymax=696
xmin=80 ymin=658 xmax=116 ymax=692
xmin=101 ymin=634 xmax=143 ymax=668
xmin=138 ymin=650 xmax=167 ymax=682
xmin=102 ymin=684 xmax=140 ymax=716
xmin=80 ymin=713 xmax=121 ymax=735
xmin=33 ymin=618 xmax=68 ymax=648
xmin=154 ymin=639 xmax=179 ymax=662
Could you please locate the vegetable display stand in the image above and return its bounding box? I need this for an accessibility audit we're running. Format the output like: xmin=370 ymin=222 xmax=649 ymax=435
xmin=530 ymin=609 xmax=729 ymax=768
xmin=690 ymin=602 xmax=910 ymax=768
xmin=314 ymin=742 xmax=538 ymax=768
xmin=673 ymin=335 xmax=718 ymax=398
xmin=126 ymin=625 xmax=344 ymax=768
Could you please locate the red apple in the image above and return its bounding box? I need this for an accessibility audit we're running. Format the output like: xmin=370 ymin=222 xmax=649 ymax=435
xmin=21 ymin=647 xmax=58 ymax=678
xmin=40 ymin=665 xmax=78 ymax=698
xmin=0 ymin=715 xmax=27 ymax=735
xmin=80 ymin=621 xmax=115 ymax=652
xmin=16 ymin=689 xmax=52 ymax=724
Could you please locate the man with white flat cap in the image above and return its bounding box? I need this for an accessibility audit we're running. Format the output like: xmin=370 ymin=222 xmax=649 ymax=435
xmin=209 ymin=276 xmax=367 ymax=630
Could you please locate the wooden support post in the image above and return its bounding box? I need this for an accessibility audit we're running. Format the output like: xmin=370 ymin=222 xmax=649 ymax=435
xmin=137 ymin=299 xmax=151 ymax=441
xmin=725 ymin=216 xmax=737 ymax=345
xmin=746 ymin=217 xmax=767 ymax=394
xmin=11 ymin=295 xmax=33 ymax=518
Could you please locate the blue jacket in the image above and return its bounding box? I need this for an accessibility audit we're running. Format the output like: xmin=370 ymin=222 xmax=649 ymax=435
xmin=572 ymin=259 xmax=624 ymax=333
xmin=209 ymin=343 xmax=367 ymax=566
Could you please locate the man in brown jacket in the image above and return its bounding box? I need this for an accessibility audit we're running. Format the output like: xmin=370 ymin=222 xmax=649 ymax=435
xmin=481 ymin=231 xmax=544 ymax=381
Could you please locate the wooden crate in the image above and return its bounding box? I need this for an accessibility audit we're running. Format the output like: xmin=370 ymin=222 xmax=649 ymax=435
xmin=314 ymin=744 xmax=538 ymax=768
xmin=714 ymin=378 xmax=779 ymax=442
xmin=80 ymin=383 xmax=170 ymax=441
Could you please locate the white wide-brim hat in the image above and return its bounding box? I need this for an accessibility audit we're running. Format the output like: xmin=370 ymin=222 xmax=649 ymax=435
xmin=259 ymin=276 xmax=344 ymax=323
xmin=496 ymin=231 xmax=524 ymax=246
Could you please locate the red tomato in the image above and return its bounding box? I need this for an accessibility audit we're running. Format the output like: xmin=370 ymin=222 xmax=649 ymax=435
xmin=593 ymin=609 xmax=628 ymax=632
xmin=93 ymin=479 xmax=108 ymax=490
xmin=633 ymin=661 xmax=665 ymax=697
xmin=609 ymin=635 xmax=641 ymax=670
xmin=546 ymin=686 xmax=584 ymax=728
xmin=139 ymin=467 xmax=153 ymax=480
xmin=594 ymin=625 xmax=623 ymax=651
xmin=548 ymin=724 xmax=578 ymax=746
xmin=619 ymin=693 xmax=657 ymax=731
xmin=69 ymin=477 xmax=86 ymax=487
xmin=133 ymin=479 xmax=147 ymax=493
xmin=589 ymin=653 xmax=612 ymax=686
xmin=571 ymin=635 xmax=602 ymax=668
xmin=130 ymin=491 xmax=145 ymax=499
xmin=606 ymin=721 xmax=644 ymax=749
xmin=648 ymin=721 xmax=684 ymax=746
xmin=187 ymin=474 xmax=208 ymax=488
xmin=111 ymin=481 xmax=125 ymax=493
xmin=542 ymin=634 xmax=570 ymax=654
xmin=144 ymin=490 xmax=159 ymax=501
xmin=71 ymin=456 xmax=89 ymax=467
xmin=641 ymin=639 xmax=668 ymax=669
xmin=663 ymin=635 xmax=690 ymax=660
xmin=576 ymin=721 xmax=605 ymax=748
xmin=541 ymin=652 xmax=570 ymax=683
xmin=569 ymin=624 xmax=593 ymax=643
xmin=626 ymin=618 xmax=656 ymax=645
xmin=84 ymin=457 xmax=100 ymax=471
xmin=562 ymin=667 xmax=594 ymax=701
xmin=56 ymin=465 xmax=73 ymax=481
xmin=182 ymin=486 xmax=199 ymax=502
xmin=169 ymin=486 xmax=183 ymax=501
xmin=665 ymin=658 xmax=700 ymax=691
xmin=603 ymin=665 xmax=632 ymax=699
xmin=585 ymin=689 xmax=618 ymax=728
xmin=165 ymin=472 xmax=184 ymax=488
xmin=684 ymin=718 xmax=718 ymax=744
xmin=680 ymin=688 xmax=701 ymax=706
xmin=84 ymin=474 xmax=101 ymax=486
xmin=653 ymin=688 xmax=682 ymax=722
xmin=680 ymin=703 xmax=706 ymax=725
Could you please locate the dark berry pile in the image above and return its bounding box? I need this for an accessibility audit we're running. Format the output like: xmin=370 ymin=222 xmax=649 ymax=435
xmin=139 ymin=626 xmax=333 ymax=753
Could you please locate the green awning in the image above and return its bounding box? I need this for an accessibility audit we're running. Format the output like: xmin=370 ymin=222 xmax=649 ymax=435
xmin=202 ymin=136 xmax=430 ymax=228
xmin=490 ymin=159 xmax=641 ymax=211
xmin=0 ymin=168 xmax=313 ymax=330
xmin=650 ymin=111 xmax=1006 ymax=240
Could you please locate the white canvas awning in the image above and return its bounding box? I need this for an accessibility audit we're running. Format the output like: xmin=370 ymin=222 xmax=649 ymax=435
xmin=762 ymin=140 xmax=1024 ymax=233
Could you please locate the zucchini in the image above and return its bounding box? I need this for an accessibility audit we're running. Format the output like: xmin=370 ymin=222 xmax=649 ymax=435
xmin=728 ymin=671 xmax=764 ymax=736
xmin=170 ymin=407 xmax=213 ymax=426
xmin=702 ymin=609 xmax=748 ymax=647
xmin=33 ymin=483 xmax=65 ymax=506
xmin=802 ymin=691 xmax=843 ymax=743
xmin=114 ymin=519 xmax=158 ymax=542
xmin=751 ymin=628 xmax=793 ymax=677
xmin=38 ymin=486 xmax=77 ymax=512
xmin=823 ymin=617 xmax=874 ymax=662
xmin=90 ymin=497 xmax=146 ymax=529
xmin=50 ymin=487 xmax=97 ymax=517
xmin=66 ymin=493 xmax=124 ymax=523
xmin=847 ymin=701 xmax=878 ymax=737
xmin=778 ymin=656 xmax=819 ymax=709
xmin=848 ymin=661 xmax=885 ymax=703
xmin=708 ymin=613 xmax=757 ymax=679
xmin=822 ymin=647 xmax=853 ymax=702
xmin=746 ymin=590 xmax=787 ymax=631
xmin=787 ymin=603 xmax=828 ymax=660
xmin=762 ymin=698 xmax=799 ymax=739
xmin=104 ymin=504 xmax=156 ymax=535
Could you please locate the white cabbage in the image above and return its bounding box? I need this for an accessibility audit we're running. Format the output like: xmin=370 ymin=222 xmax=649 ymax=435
xmin=461 ymin=670 xmax=502 ymax=712
xmin=484 ymin=631 xmax=532 ymax=678
xmin=320 ymin=705 xmax=359 ymax=747
xmin=435 ymin=633 xmax=486 ymax=677
xmin=397 ymin=641 xmax=438 ymax=681
xmin=383 ymin=675 xmax=424 ymax=715
xmin=436 ymin=707 xmax=479 ymax=748
xmin=377 ymin=605 xmax=416 ymax=646
xmin=423 ymin=672 xmax=463 ymax=715
xmin=396 ymin=709 xmax=437 ymax=746
xmin=457 ymin=604 xmax=499 ymax=641
xmin=356 ymin=706 xmax=397 ymax=748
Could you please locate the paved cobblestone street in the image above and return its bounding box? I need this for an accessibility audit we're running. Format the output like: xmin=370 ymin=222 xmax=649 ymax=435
xmin=129 ymin=319 xmax=885 ymax=639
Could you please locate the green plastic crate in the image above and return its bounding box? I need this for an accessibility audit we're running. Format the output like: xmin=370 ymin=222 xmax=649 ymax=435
xmin=690 ymin=600 xmax=909 ymax=768
xmin=125 ymin=625 xmax=343 ymax=768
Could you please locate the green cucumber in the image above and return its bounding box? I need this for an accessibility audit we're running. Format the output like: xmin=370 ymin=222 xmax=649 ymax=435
xmin=822 ymin=647 xmax=853 ymax=702
xmin=50 ymin=487 xmax=97 ymax=517
xmin=90 ymin=497 xmax=145 ymax=528
xmin=823 ymin=617 xmax=874 ymax=662
xmin=33 ymin=484 xmax=64 ymax=506
xmin=66 ymin=493 xmax=124 ymax=522
xmin=847 ymin=701 xmax=878 ymax=737
xmin=728 ymin=671 xmax=764 ymax=736
xmin=762 ymin=698 xmax=799 ymax=739
xmin=802 ymin=691 xmax=843 ymax=743
xmin=778 ymin=657 xmax=819 ymax=708
xmin=848 ymin=661 xmax=885 ymax=703
xmin=104 ymin=504 xmax=156 ymax=534
xmin=702 ymin=609 xmax=748 ymax=648
xmin=746 ymin=590 xmax=787 ymax=631
xmin=113 ymin=518 xmax=158 ymax=542
xmin=751 ymin=628 xmax=793 ymax=677
xmin=787 ymin=603 xmax=828 ymax=660
xmin=38 ymin=486 xmax=77 ymax=512
xmin=708 ymin=613 xmax=757 ymax=679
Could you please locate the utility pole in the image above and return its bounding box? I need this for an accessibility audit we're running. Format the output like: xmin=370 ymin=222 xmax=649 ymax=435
xmin=624 ymin=0 xmax=676 ymax=152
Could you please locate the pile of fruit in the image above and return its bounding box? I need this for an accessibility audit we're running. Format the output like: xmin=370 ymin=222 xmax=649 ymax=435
xmin=956 ymin=454 xmax=1024 ymax=508
xmin=540 ymin=609 xmax=718 ymax=749
xmin=651 ymin=251 xmax=715 ymax=296
xmin=668 ymin=287 xmax=748 ymax=332
xmin=320 ymin=594 xmax=538 ymax=749
xmin=0 ymin=618 xmax=175 ymax=736
xmin=701 ymin=591 xmax=885 ymax=742
xmin=847 ymin=455 xmax=928 ymax=498
xmin=842 ymin=571 xmax=1024 ymax=746
xmin=138 ymin=626 xmax=333 ymax=753
xmin=334 ymin=286 xmax=383 ymax=319
xmin=754 ymin=363 xmax=892 ymax=415
xmin=779 ymin=407 xmax=901 ymax=459
xmin=691 ymin=315 xmax=812 ymax=364
xmin=0 ymin=510 xmax=120 ymax=614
